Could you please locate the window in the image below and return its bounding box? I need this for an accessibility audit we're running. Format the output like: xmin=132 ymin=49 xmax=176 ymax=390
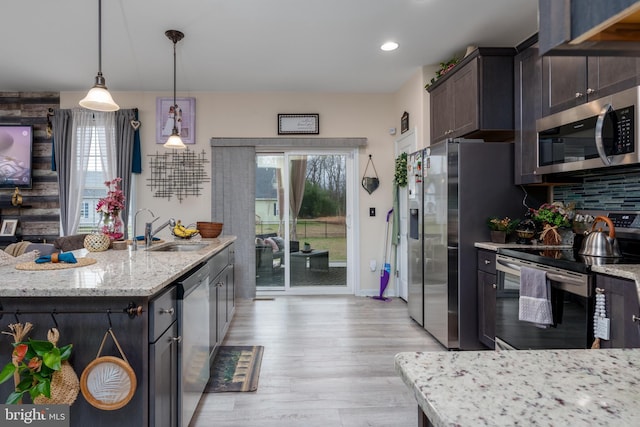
xmin=80 ymin=202 xmax=90 ymax=219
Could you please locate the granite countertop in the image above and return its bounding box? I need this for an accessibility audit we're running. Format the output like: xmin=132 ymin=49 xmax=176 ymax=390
xmin=395 ymin=349 xmax=640 ymax=427
xmin=474 ymin=241 xmax=573 ymax=251
xmin=0 ymin=236 xmax=236 ymax=297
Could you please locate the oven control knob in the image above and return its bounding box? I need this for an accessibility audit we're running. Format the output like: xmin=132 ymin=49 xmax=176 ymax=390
xmin=492 ymin=284 xmax=497 ymax=289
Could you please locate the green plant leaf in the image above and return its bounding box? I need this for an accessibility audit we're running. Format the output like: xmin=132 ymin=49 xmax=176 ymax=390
xmin=6 ymin=390 xmax=26 ymax=404
xmin=0 ymin=363 xmax=16 ymax=384
xmin=59 ymin=344 xmax=73 ymax=361
xmin=30 ymin=379 xmax=50 ymax=399
xmin=29 ymin=339 xmax=54 ymax=356
xmin=16 ymin=377 xmax=32 ymax=392
xmin=43 ymin=347 xmax=61 ymax=371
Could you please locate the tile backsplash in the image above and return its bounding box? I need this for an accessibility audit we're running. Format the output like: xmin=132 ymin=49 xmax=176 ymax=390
xmin=553 ymin=169 xmax=640 ymax=211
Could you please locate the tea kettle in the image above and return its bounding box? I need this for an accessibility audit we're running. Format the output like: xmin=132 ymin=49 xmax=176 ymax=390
xmin=578 ymin=216 xmax=622 ymax=258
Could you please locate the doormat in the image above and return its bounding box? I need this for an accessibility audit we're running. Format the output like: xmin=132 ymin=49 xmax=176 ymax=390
xmin=205 ymin=346 xmax=264 ymax=393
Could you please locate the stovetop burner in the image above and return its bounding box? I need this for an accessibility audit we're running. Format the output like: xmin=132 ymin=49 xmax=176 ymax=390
xmin=497 ymin=210 xmax=640 ymax=273
xmin=498 ymin=245 xmax=640 ymax=274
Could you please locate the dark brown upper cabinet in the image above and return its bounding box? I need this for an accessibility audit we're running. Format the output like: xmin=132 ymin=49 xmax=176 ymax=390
xmin=542 ymin=55 xmax=640 ymax=116
xmin=514 ymin=36 xmax=543 ymax=185
xmin=539 ymin=0 xmax=640 ymax=56
xmin=427 ymin=48 xmax=516 ymax=143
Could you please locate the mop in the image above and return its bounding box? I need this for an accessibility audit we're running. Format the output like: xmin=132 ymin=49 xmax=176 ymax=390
xmin=372 ymin=208 xmax=393 ymax=301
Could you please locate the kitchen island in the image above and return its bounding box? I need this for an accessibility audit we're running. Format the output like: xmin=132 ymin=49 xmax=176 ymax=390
xmin=395 ymin=349 xmax=639 ymax=426
xmin=0 ymin=236 xmax=235 ymax=427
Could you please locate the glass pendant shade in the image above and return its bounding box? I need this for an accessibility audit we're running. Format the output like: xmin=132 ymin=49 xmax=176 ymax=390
xmin=164 ymin=131 xmax=186 ymax=149
xmin=79 ymin=74 xmax=119 ymax=112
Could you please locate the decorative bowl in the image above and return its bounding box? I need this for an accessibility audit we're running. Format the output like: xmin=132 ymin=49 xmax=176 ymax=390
xmin=197 ymin=222 xmax=223 ymax=238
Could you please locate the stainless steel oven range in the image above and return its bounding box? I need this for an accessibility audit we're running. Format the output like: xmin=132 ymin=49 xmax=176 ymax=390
xmin=495 ymin=251 xmax=594 ymax=350
xmin=495 ymin=210 xmax=640 ymax=351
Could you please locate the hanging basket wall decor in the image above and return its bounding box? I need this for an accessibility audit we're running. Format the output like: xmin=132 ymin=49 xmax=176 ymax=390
xmin=361 ymin=155 xmax=380 ymax=195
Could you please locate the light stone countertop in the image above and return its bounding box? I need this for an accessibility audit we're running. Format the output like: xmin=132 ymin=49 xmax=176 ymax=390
xmin=0 ymin=236 xmax=236 ymax=298
xmin=395 ymin=349 xmax=640 ymax=427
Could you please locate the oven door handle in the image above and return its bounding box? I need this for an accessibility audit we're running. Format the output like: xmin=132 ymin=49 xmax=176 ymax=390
xmin=496 ymin=258 xmax=521 ymax=276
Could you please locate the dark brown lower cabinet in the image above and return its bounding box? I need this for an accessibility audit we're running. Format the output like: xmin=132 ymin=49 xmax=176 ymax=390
xmin=595 ymin=274 xmax=640 ymax=349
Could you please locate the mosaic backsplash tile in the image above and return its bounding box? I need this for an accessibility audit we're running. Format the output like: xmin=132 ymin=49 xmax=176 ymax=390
xmin=553 ymin=169 xmax=640 ymax=211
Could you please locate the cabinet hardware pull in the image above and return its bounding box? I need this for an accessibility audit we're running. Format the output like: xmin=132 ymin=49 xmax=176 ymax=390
xmin=484 ymin=260 xmax=491 ymax=265
xmin=633 ymin=315 xmax=640 ymax=323
xmin=575 ymin=92 xmax=583 ymax=98
xmin=586 ymin=88 xmax=595 ymax=95
xmin=492 ymin=284 xmax=497 ymax=289
xmin=217 ymin=282 xmax=225 ymax=288
xmin=160 ymin=308 xmax=175 ymax=315
xmin=172 ymin=336 xmax=182 ymax=343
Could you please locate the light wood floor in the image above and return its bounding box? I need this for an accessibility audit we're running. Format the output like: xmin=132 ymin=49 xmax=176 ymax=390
xmin=191 ymin=295 xmax=444 ymax=427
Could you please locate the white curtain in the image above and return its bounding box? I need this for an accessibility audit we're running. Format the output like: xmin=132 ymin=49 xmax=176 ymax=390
xmin=100 ymin=112 xmax=117 ymax=182
xmin=66 ymin=109 xmax=94 ymax=234
xmin=67 ymin=110 xmax=116 ymax=234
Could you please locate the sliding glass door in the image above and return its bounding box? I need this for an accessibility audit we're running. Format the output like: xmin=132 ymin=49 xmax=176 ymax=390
xmin=255 ymin=151 xmax=353 ymax=294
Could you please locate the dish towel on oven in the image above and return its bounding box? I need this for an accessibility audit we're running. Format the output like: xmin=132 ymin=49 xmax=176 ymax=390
xmin=518 ymin=266 xmax=553 ymax=328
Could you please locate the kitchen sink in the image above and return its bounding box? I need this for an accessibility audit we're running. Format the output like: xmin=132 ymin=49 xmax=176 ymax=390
xmin=146 ymin=242 xmax=209 ymax=252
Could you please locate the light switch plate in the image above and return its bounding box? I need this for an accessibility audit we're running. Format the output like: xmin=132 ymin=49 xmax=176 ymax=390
xmin=369 ymin=207 xmax=376 ymax=216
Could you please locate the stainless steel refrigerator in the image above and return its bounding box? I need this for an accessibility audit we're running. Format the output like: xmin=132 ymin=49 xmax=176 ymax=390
xmin=410 ymin=139 xmax=524 ymax=349
xmin=407 ymin=150 xmax=424 ymax=326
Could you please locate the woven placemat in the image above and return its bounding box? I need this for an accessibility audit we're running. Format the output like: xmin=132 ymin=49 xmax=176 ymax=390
xmin=15 ymin=257 xmax=97 ymax=271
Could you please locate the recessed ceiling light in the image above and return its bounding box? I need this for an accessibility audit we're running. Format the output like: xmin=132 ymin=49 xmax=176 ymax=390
xmin=380 ymin=41 xmax=399 ymax=51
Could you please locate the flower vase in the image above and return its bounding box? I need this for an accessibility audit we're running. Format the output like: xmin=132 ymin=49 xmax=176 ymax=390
xmin=490 ymin=230 xmax=507 ymax=243
xmin=100 ymin=211 xmax=124 ymax=241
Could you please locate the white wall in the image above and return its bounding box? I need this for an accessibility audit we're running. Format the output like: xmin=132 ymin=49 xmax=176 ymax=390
xmin=61 ymin=90 xmax=410 ymax=294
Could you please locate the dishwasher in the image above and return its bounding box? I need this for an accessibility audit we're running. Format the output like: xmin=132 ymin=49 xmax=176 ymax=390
xmin=177 ymin=261 xmax=210 ymax=427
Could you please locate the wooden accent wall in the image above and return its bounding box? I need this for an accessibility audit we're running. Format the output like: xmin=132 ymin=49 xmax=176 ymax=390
xmin=0 ymin=92 xmax=60 ymax=243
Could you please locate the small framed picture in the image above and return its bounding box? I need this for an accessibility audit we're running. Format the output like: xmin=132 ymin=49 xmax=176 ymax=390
xmin=278 ymin=114 xmax=319 ymax=135
xmin=0 ymin=219 xmax=18 ymax=236
xmin=156 ymin=97 xmax=196 ymax=144
xmin=401 ymin=111 xmax=409 ymax=134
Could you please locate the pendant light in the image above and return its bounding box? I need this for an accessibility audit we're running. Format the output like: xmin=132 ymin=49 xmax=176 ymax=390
xmin=163 ymin=30 xmax=186 ymax=149
xmin=79 ymin=0 xmax=119 ymax=112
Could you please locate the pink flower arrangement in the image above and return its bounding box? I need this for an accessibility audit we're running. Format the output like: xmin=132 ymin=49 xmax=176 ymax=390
xmin=96 ymin=177 xmax=125 ymax=240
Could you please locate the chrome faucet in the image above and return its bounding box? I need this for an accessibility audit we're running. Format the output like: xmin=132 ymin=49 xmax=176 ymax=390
xmin=133 ymin=208 xmax=155 ymax=251
xmin=146 ymin=218 xmax=176 ymax=248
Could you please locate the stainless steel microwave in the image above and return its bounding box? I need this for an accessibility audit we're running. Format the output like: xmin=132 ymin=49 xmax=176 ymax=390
xmin=536 ymin=86 xmax=640 ymax=175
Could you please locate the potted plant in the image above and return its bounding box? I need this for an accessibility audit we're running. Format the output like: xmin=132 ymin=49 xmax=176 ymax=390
xmin=531 ymin=202 xmax=575 ymax=245
xmin=0 ymin=323 xmax=74 ymax=404
xmin=487 ymin=217 xmax=519 ymax=243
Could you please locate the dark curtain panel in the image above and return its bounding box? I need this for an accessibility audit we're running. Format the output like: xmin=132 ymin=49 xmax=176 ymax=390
xmin=51 ymin=109 xmax=73 ymax=236
xmin=114 ymin=109 xmax=137 ymax=239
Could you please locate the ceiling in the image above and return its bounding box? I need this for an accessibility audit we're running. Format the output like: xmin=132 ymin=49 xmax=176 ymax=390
xmin=0 ymin=0 xmax=539 ymax=94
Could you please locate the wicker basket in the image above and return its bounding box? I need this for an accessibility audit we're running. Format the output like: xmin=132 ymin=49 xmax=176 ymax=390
xmin=197 ymin=222 xmax=223 ymax=238
xmin=84 ymin=233 xmax=111 ymax=252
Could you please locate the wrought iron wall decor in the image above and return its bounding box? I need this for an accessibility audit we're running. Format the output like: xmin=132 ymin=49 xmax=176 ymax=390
xmin=147 ymin=149 xmax=210 ymax=202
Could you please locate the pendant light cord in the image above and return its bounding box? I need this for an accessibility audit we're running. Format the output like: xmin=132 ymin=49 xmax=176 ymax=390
xmin=98 ymin=0 xmax=103 ymax=76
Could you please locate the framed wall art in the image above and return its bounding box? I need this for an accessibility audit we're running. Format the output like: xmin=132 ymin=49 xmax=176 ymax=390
xmin=401 ymin=111 xmax=409 ymax=134
xmin=156 ymin=97 xmax=196 ymax=144
xmin=0 ymin=219 xmax=18 ymax=236
xmin=278 ymin=114 xmax=319 ymax=135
